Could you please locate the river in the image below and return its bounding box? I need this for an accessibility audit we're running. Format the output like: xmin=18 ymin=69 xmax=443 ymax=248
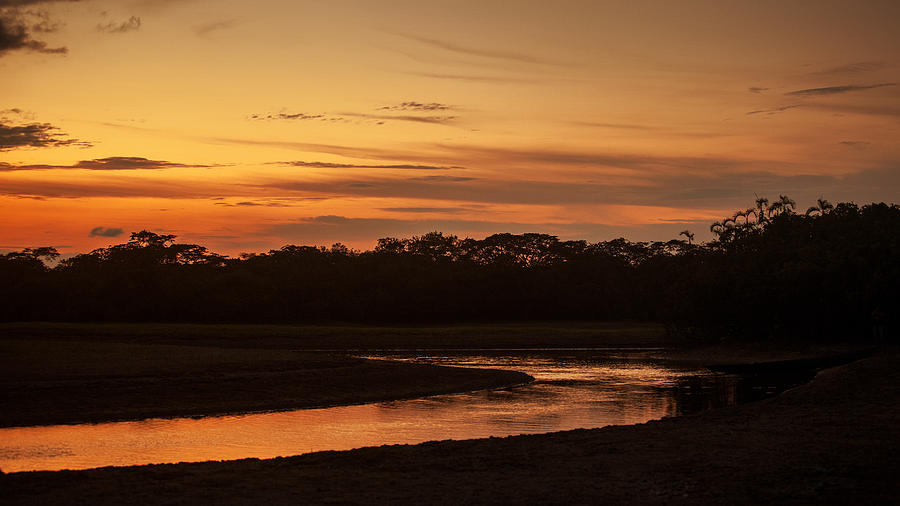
xmin=0 ymin=350 xmax=810 ymax=473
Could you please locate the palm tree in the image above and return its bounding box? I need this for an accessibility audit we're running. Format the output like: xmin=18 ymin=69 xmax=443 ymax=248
xmin=805 ymin=198 xmax=833 ymax=216
xmin=754 ymin=196 xmax=769 ymax=224
xmin=777 ymin=195 xmax=796 ymax=215
xmin=679 ymin=230 xmax=695 ymax=245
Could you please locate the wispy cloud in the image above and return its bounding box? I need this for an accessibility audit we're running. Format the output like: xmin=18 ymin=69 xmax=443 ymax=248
xmin=811 ymin=62 xmax=886 ymax=76
xmin=0 ymin=1 xmax=81 ymax=6
xmin=277 ymin=161 xmax=459 ymax=170
xmin=0 ymin=121 xmax=90 ymax=150
xmin=262 ymin=215 xmax=735 ymax=246
xmin=785 ymin=83 xmax=897 ymax=96
xmin=214 ymin=200 xmax=291 ymax=208
xmin=249 ymin=108 xmax=457 ymax=125
xmin=390 ymin=32 xmax=563 ymax=66
xmin=207 ymin=136 xmax=426 ymax=161
xmin=573 ymin=121 xmax=657 ymax=130
xmin=96 ymin=16 xmax=141 ymax=34
xmin=338 ymin=112 xmax=457 ymax=124
xmin=746 ymin=104 xmax=801 ymax=116
xmin=407 ymin=175 xmax=475 ymax=182
xmin=248 ymin=112 xmax=326 ymax=121
xmin=408 ymin=72 xmax=539 ymax=84
xmin=379 ymin=207 xmax=469 ymax=213
xmin=194 ymin=18 xmax=238 ymax=36
xmin=839 ymin=140 xmax=871 ymax=149
xmin=805 ymin=102 xmax=900 ymax=118
xmin=377 ymin=102 xmax=452 ymax=111
xmin=748 ymin=87 xmax=769 ymax=93
xmin=132 ymin=0 xmax=198 ymax=9
xmin=0 ymin=156 xmax=214 ymax=171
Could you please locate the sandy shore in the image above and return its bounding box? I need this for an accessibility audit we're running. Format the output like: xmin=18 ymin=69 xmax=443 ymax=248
xmin=4 ymin=347 xmax=897 ymax=504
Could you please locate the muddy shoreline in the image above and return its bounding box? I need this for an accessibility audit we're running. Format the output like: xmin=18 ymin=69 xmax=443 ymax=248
xmin=0 ymin=339 xmax=532 ymax=428
xmin=5 ymin=346 xmax=897 ymax=504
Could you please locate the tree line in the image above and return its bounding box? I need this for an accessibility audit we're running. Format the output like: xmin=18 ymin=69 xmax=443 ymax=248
xmin=1 ymin=197 xmax=897 ymax=343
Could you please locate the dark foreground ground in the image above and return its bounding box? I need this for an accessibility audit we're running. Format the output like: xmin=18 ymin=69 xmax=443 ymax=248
xmin=0 ymin=321 xmax=655 ymax=426
xmin=0 ymin=321 xmax=669 ymax=350
xmin=0 ymin=338 xmax=531 ymax=427
xmin=4 ymin=341 xmax=897 ymax=504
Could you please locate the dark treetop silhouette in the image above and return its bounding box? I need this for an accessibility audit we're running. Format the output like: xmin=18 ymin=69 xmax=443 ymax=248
xmin=2 ymin=197 xmax=897 ymax=343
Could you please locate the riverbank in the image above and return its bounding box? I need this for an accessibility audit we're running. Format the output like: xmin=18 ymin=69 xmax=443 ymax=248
xmin=0 ymin=338 xmax=532 ymax=427
xmin=5 ymin=347 xmax=896 ymax=504
xmin=0 ymin=321 xmax=669 ymax=349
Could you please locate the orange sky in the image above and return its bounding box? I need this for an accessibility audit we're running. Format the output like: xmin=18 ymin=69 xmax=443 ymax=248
xmin=1 ymin=0 xmax=898 ymax=255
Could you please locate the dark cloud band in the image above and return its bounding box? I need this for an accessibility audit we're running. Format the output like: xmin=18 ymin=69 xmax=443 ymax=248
xmin=278 ymin=161 xmax=459 ymax=170
xmin=0 ymin=121 xmax=89 ymax=150
xmin=785 ymin=83 xmax=896 ymax=96
xmin=0 ymin=156 xmax=213 ymax=170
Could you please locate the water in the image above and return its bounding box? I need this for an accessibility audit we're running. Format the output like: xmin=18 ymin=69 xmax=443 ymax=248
xmin=0 ymin=350 xmax=809 ymax=473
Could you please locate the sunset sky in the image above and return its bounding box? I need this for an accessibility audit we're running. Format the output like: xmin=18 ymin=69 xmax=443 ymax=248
xmin=2 ymin=0 xmax=898 ymax=256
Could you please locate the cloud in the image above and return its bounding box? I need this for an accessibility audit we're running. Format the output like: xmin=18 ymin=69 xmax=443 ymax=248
xmin=0 ymin=121 xmax=90 ymax=150
xmin=0 ymin=175 xmax=238 ymax=199
xmin=408 ymin=72 xmax=539 ymax=84
xmin=277 ymin=161 xmax=458 ymax=170
xmin=206 ymin=136 xmax=440 ymax=162
xmin=89 ymin=226 xmax=123 ymax=237
xmin=407 ymin=175 xmax=475 ymax=182
xmin=248 ymin=112 xmax=326 ymax=121
xmin=338 ymin=112 xmax=457 ymax=124
xmin=194 ymin=18 xmax=238 ymax=36
xmin=748 ymin=87 xmax=769 ymax=93
xmin=379 ymin=207 xmax=469 ymax=214
xmin=249 ymin=109 xmax=457 ymax=125
xmin=811 ymin=62 xmax=886 ymax=76
xmin=804 ymin=102 xmax=900 ymax=118
xmin=263 ymin=215 xmax=727 ymax=247
xmin=839 ymin=140 xmax=871 ymax=149
xmin=131 ymin=0 xmax=198 ymax=9
xmin=0 ymin=156 xmax=214 ymax=170
xmin=574 ymin=121 xmax=658 ymax=130
xmin=785 ymin=83 xmax=897 ymax=96
xmin=746 ymin=104 xmax=801 ymax=116
xmin=390 ymin=32 xmax=562 ymax=66
xmin=0 ymin=4 xmax=70 ymax=56
xmin=96 ymin=16 xmax=141 ymax=34
xmin=0 ymin=1 xmax=80 ymax=7
xmin=214 ymin=200 xmax=291 ymax=207
xmin=266 ymin=215 xmax=543 ymax=244
xmin=377 ymin=102 xmax=452 ymax=112
xmin=261 ymin=163 xmax=860 ymax=209
xmin=26 ymin=8 xmax=61 ymax=32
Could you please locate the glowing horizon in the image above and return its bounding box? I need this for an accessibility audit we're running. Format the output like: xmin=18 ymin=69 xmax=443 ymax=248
xmin=2 ymin=0 xmax=898 ymax=256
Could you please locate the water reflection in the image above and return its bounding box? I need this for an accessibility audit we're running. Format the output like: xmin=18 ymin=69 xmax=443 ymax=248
xmin=0 ymin=351 xmax=810 ymax=473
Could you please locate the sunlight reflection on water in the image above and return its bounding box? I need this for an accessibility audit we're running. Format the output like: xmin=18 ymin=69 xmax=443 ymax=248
xmin=0 ymin=351 xmax=790 ymax=473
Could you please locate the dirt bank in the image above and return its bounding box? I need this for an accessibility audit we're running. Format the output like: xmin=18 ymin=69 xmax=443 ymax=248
xmin=0 ymin=321 xmax=669 ymax=350
xmin=0 ymin=339 xmax=532 ymax=427
xmin=5 ymin=349 xmax=897 ymax=504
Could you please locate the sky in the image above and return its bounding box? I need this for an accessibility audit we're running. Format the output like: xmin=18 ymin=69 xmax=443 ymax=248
xmin=1 ymin=0 xmax=898 ymax=256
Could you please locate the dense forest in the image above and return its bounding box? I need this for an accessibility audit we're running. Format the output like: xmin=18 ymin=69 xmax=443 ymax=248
xmin=2 ymin=197 xmax=897 ymax=342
